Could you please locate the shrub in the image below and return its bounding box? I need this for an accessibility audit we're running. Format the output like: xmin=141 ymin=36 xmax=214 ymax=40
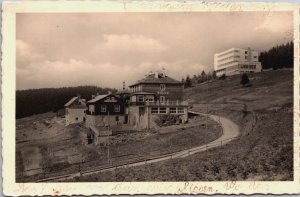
xmin=219 ymin=74 xmax=226 ymax=80
xmin=154 ymin=115 xmax=181 ymax=127
xmin=240 ymin=74 xmax=250 ymax=87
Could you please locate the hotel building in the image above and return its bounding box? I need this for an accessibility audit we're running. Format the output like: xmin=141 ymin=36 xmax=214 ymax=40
xmin=214 ymin=48 xmax=262 ymax=77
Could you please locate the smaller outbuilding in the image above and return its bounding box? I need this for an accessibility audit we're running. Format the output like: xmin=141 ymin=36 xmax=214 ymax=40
xmin=64 ymin=96 xmax=87 ymax=125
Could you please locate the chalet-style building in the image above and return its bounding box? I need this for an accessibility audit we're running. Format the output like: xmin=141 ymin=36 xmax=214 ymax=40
xmin=85 ymin=93 xmax=127 ymax=128
xmin=64 ymin=96 xmax=87 ymax=125
xmin=66 ymin=71 xmax=188 ymax=137
xmin=128 ymin=71 xmax=188 ymax=129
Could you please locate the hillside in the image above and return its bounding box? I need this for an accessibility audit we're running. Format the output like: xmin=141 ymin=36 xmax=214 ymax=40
xmin=16 ymin=86 xmax=116 ymax=119
xmin=70 ymin=70 xmax=293 ymax=181
xmin=184 ymin=69 xmax=293 ymax=111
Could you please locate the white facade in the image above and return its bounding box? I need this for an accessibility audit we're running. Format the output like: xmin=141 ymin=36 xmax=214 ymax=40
xmin=65 ymin=108 xmax=86 ymax=125
xmin=64 ymin=96 xmax=87 ymax=126
xmin=214 ymin=48 xmax=262 ymax=77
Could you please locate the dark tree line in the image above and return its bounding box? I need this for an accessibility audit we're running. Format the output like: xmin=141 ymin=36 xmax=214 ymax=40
xmin=259 ymin=41 xmax=293 ymax=70
xmin=182 ymin=70 xmax=217 ymax=89
xmin=16 ymin=86 xmax=116 ymax=119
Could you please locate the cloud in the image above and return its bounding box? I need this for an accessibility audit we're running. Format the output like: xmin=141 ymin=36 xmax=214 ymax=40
xmin=254 ymin=12 xmax=292 ymax=34
xmin=16 ymin=40 xmax=45 ymax=68
xmin=102 ymin=34 xmax=168 ymax=53
xmin=16 ymin=12 xmax=293 ymax=90
xmin=16 ymin=58 xmax=205 ymax=90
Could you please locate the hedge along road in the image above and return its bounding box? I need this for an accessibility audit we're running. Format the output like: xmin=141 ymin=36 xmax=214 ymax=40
xmin=38 ymin=112 xmax=240 ymax=182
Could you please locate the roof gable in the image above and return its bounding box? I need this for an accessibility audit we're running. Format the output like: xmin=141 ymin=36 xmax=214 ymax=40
xmin=129 ymin=74 xmax=182 ymax=87
xmin=64 ymin=97 xmax=78 ymax=107
xmin=87 ymin=94 xmax=120 ymax=103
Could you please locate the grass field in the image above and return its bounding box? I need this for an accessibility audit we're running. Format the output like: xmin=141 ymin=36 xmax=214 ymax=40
xmin=16 ymin=112 xmax=222 ymax=182
xmin=68 ymin=70 xmax=293 ymax=181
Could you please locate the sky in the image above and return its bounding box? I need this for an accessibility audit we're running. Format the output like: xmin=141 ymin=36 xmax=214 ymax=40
xmin=16 ymin=12 xmax=293 ymax=90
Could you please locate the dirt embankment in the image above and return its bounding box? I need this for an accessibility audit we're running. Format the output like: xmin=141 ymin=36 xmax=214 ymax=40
xmin=17 ymin=111 xmax=222 ymax=182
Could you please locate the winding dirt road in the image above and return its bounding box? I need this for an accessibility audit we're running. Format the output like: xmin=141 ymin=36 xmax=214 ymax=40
xmin=38 ymin=112 xmax=240 ymax=182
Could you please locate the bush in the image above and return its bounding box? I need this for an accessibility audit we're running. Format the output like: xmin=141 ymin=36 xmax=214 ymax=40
xmin=240 ymin=74 xmax=250 ymax=87
xmin=219 ymin=74 xmax=226 ymax=80
xmin=154 ymin=115 xmax=181 ymax=127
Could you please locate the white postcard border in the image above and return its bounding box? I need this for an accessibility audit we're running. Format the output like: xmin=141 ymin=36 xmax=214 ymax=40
xmin=1 ymin=1 xmax=300 ymax=195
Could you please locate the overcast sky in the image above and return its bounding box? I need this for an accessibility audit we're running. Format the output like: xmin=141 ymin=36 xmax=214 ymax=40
xmin=16 ymin=12 xmax=293 ymax=90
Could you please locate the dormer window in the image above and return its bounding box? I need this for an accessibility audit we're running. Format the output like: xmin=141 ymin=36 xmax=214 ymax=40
xmin=160 ymin=84 xmax=165 ymax=91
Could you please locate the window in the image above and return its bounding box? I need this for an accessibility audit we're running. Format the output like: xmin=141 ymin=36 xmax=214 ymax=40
xmin=114 ymin=105 xmax=120 ymax=112
xmin=151 ymin=107 xmax=158 ymax=114
xmin=170 ymin=108 xmax=177 ymax=114
xmin=89 ymin=105 xmax=94 ymax=112
xmin=76 ymin=117 xmax=78 ymax=121
xmin=160 ymin=84 xmax=165 ymax=91
xmin=253 ymin=56 xmax=257 ymax=58
xmin=160 ymin=96 xmax=165 ymax=103
xmin=245 ymin=56 xmax=248 ymax=59
xmin=101 ymin=105 xmax=106 ymax=112
xmin=159 ymin=107 xmax=167 ymax=114
xmin=245 ymin=51 xmax=248 ymax=54
xmin=177 ymin=107 xmax=184 ymax=114
xmin=146 ymin=98 xmax=154 ymax=102
xmin=137 ymin=95 xmax=144 ymax=102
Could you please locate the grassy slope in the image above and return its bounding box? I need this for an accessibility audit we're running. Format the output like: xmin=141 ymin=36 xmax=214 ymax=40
xmin=69 ymin=70 xmax=293 ymax=181
xmin=17 ymin=114 xmax=222 ymax=182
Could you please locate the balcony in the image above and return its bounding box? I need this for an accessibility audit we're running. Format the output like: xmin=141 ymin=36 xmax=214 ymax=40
xmin=145 ymin=100 xmax=188 ymax=107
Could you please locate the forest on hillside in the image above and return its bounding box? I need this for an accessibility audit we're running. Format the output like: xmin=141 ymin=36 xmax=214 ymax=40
xmin=16 ymin=86 xmax=116 ymax=119
xmin=259 ymin=41 xmax=293 ymax=70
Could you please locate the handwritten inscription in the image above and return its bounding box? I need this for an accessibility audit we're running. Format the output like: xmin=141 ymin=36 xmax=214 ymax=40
xmin=224 ymin=181 xmax=239 ymax=191
xmin=112 ymin=183 xmax=139 ymax=193
xmin=177 ymin=182 xmax=216 ymax=194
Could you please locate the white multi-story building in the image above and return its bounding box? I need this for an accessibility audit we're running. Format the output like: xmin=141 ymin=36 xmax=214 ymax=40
xmin=214 ymin=48 xmax=262 ymax=77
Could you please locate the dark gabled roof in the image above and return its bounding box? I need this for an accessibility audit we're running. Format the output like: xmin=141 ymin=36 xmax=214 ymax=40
xmin=129 ymin=74 xmax=182 ymax=87
xmin=87 ymin=93 xmax=119 ymax=103
xmin=64 ymin=97 xmax=78 ymax=107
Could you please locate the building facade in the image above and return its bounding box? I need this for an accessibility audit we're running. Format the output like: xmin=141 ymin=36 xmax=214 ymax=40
xmin=64 ymin=96 xmax=87 ymax=125
xmin=85 ymin=94 xmax=127 ymax=128
xmin=128 ymin=71 xmax=188 ymax=129
xmin=214 ymin=48 xmax=262 ymax=77
xmin=66 ymin=72 xmax=188 ymax=133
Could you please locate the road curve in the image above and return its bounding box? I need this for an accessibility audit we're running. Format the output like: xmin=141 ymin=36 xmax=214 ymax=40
xmin=173 ymin=112 xmax=240 ymax=159
xmin=38 ymin=112 xmax=240 ymax=182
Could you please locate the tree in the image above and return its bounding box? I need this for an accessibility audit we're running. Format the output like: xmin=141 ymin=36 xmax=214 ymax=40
xmin=259 ymin=41 xmax=293 ymax=70
xmin=184 ymin=75 xmax=192 ymax=88
xmin=240 ymin=74 xmax=250 ymax=87
xmin=181 ymin=77 xmax=185 ymax=84
xmin=16 ymin=86 xmax=117 ymax=119
xmin=212 ymin=71 xmax=217 ymax=79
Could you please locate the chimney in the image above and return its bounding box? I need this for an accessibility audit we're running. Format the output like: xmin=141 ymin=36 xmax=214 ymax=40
xmin=123 ymin=81 xmax=125 ymax=90
xmin=155 ymin=71 xmax=159 ymax=78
